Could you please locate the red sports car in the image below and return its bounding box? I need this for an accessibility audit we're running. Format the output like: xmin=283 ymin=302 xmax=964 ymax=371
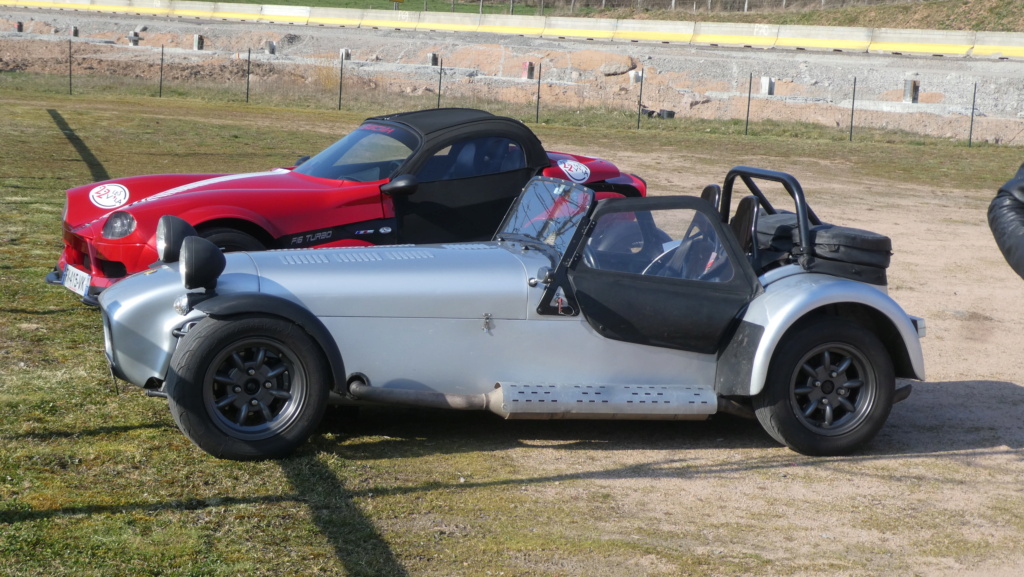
xmin=46 ymin=108 xmax=646 ymax=304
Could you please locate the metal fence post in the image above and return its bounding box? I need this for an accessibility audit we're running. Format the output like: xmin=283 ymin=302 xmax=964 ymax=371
xmin=535 ymin=62 xmax=542 ymax=123
xmin=745 ymin=72 xmax=752 ymax=135
xmin=338 ymin=56 xmax=344 ymax=111
xmin=437 ymin=58 xmax=443 ymax=108
xmin=969 ymin=82 xmax=977 ymax=147
xmin=245 ymin=48 xmax=251 ymax=103
xmin=68 ymin=39 xmax=72 ymax=96
xmin=159 ymin=45 xmax=164 ymax=98
xmin=636 ymin=67 xmax=645 ymax=129
xmin=849 ymin=77 xmax=857 ymax=142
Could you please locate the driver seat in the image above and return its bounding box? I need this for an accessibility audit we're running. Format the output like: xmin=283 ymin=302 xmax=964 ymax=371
xmin=444 ymin=142 xmax=478 ymax=180
xmin=730 ymin=195 xmax=761 ymax=271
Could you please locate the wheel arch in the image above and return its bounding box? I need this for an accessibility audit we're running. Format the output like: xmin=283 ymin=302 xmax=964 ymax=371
xmin=194 ymin=293 xmax=346 ymax=394
xmin=193 ymin=217 xmax=274 ymax=247
xmin=739 ymin=279 xmax=925 ymax=397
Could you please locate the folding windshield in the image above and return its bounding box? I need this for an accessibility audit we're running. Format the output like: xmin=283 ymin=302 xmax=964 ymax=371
xmin=496 ymin=177 xmax=595 ymax=258
xmin=292 ymin=123 xmax=419 ymax=182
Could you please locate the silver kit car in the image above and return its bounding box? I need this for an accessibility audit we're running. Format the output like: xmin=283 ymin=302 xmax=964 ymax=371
xmin=99 ymin=168 xmax=925 ymax=460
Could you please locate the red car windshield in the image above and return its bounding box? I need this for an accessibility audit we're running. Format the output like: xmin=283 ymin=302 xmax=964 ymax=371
xmin=293 ymin=123 xmax=420 ymax=182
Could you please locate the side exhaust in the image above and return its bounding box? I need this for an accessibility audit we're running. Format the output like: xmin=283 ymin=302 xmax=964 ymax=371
xmin=346 ymin=376 xmax=751 ymax=421
xmin=347 ymin=376 xmax=503 ymax=412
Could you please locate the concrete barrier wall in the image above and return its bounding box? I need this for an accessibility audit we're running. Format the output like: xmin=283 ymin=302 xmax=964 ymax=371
xmin=359 ymin=8 xmax=420 ymax=30
xmin=307 ymin=7 xmax=362 ymax=27
xmin=258 ymin=4 xmax=309 ymax=25
xmin=127 ymin=0 xmax=174 ymax=16
xmin=477 ymin=15 xmax=542 ymax=36
xmin=613 ymin=20 xmax=693 ymax=44
xmin=211 ymin=3 xmax=260 ymax=21
xmin=542 ymin=16 xmax=615 ymax=41
xmin=692 ymin=22 xmax=779 ymax=49
xmin=3 ymin=0 xmax=1023 ymax=60
xmin=869 ymin=28 xmax=976 ymax=57
xmin=972 ymin=31 xmax=1024 ymax=59
xmin=419 ymin=13 xmax=481 ymax=33
xmin=170 ymin=1 xmax=216 ymax=19
xmin=775 ymin=25 xmax=871 ymax=52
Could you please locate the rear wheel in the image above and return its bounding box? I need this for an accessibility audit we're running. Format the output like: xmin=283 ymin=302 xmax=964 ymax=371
xmin=200 ymin=227 xmax=264 ymax=252
xmin=754 ymin=319 xmax=894 ymax=456
xmin=166 ymin=315 xmax=330 ymax=460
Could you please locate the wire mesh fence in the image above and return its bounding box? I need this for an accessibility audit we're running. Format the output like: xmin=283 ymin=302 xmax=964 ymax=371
xmin=4 ymin=36 xmax=1021 ymax=147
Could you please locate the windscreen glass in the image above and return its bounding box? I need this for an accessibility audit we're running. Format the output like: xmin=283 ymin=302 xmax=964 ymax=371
xmin=497 ymin=178 xmax=594 ymax=257
xmin=293 ymin=123 xmax=419 ymax=182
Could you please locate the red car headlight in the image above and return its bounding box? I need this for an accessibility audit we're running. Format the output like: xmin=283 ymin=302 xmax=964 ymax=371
xmin=102 ymin=212 xmax=137 ymax=239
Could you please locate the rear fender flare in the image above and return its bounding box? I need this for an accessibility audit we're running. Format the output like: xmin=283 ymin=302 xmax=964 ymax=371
xmin=740 ymin=277 xmax=924 ymax=397
xmin=194 ymin=293 xmax=345 ymax=392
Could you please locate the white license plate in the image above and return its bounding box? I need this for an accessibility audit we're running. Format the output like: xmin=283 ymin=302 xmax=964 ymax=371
xmin=62 ymin=265 xmax=91 ymax=297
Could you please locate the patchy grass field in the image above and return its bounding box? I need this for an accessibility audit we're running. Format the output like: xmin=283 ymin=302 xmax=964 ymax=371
xmin=2 ymin=91 xmax=1024 ymax=576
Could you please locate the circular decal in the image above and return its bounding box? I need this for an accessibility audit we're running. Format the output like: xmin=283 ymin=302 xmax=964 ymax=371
xmin=89 ymin=183 xmax=130 ymax=209
xmin=556 ymin=159 xmax=591 ymax=183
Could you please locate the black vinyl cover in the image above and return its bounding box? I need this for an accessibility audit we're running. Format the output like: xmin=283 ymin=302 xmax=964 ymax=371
xmin=756 ymin=212 xmax=799 ymax=252
xmin=988 ymin=163 xmax=1024 ymax=281
xmin=801 ymin=223 xmax=892 ymax=269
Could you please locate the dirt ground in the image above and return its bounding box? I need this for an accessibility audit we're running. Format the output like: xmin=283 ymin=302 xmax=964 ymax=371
xmin=4 ymin=7 xmax=1024 ymax=575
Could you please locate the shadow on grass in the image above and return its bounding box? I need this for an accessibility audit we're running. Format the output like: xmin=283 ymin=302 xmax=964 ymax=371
xmin=277 ymin=455 xmax=411 ymax=576
xmin=2 ymin=422 xmax=169 ymax=442
xmin=46 ymin=109 xmax=110 ymax=183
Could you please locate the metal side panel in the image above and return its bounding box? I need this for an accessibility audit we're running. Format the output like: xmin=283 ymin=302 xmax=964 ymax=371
xmin=497 ymin=382 xmax=717 ymax=420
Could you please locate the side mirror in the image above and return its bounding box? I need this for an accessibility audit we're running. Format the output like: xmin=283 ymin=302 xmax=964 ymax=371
xmin=295 ymin=155 xmax=310 ymax=167
xmin=381 ymin=174 xmax=419 ymax=197
xmin=180 ymin=236 xmax=226 ymax=291
xmin=156 ymin=215 xmax=198 ymax=263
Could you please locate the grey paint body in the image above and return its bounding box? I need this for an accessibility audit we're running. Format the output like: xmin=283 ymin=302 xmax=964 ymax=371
xmin=101 ymin=240 xmax=923 ymax=412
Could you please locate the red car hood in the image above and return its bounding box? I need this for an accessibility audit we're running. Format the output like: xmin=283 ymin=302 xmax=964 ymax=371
xmin=544 ymin=151 xmax=624 ymax=185
xmin=64 ymin=169 xmax=315 ymax=229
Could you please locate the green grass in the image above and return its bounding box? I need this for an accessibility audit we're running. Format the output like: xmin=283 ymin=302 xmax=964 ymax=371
xmin=2 ymin=89 xmax=1023 ymax=575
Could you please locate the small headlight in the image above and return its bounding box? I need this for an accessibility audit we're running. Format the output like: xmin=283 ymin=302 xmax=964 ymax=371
xmin=156 ymin=215 xmax=198 ymax=263
xmin=102 ymin=212 xmax=136 ymax=239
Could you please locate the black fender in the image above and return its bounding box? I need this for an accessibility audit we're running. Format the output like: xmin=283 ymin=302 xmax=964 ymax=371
xmin=194 ymin=293 xmax=346 ymax=393
xmin=989 ymin=163 xmax=1024 ymax=281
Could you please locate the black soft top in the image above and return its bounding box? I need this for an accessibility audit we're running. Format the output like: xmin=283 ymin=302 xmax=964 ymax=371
xmin=367 ymin=108 xmax=548 ymax=169
xmin=368 ymin=108 xmax=499 ymax=137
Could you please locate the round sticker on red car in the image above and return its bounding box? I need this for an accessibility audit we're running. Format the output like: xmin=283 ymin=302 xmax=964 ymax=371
xmin=89 ymin=183 xmax=130 ymax=209
xmin=556 ymin=159 xmax=591 ymax=183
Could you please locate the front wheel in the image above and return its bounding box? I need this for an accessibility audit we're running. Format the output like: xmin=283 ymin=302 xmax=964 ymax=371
xmin=754 ymin=319 xmax=895 ymax=456
xmin=166 ymin=315 xmax=331 ymax=460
